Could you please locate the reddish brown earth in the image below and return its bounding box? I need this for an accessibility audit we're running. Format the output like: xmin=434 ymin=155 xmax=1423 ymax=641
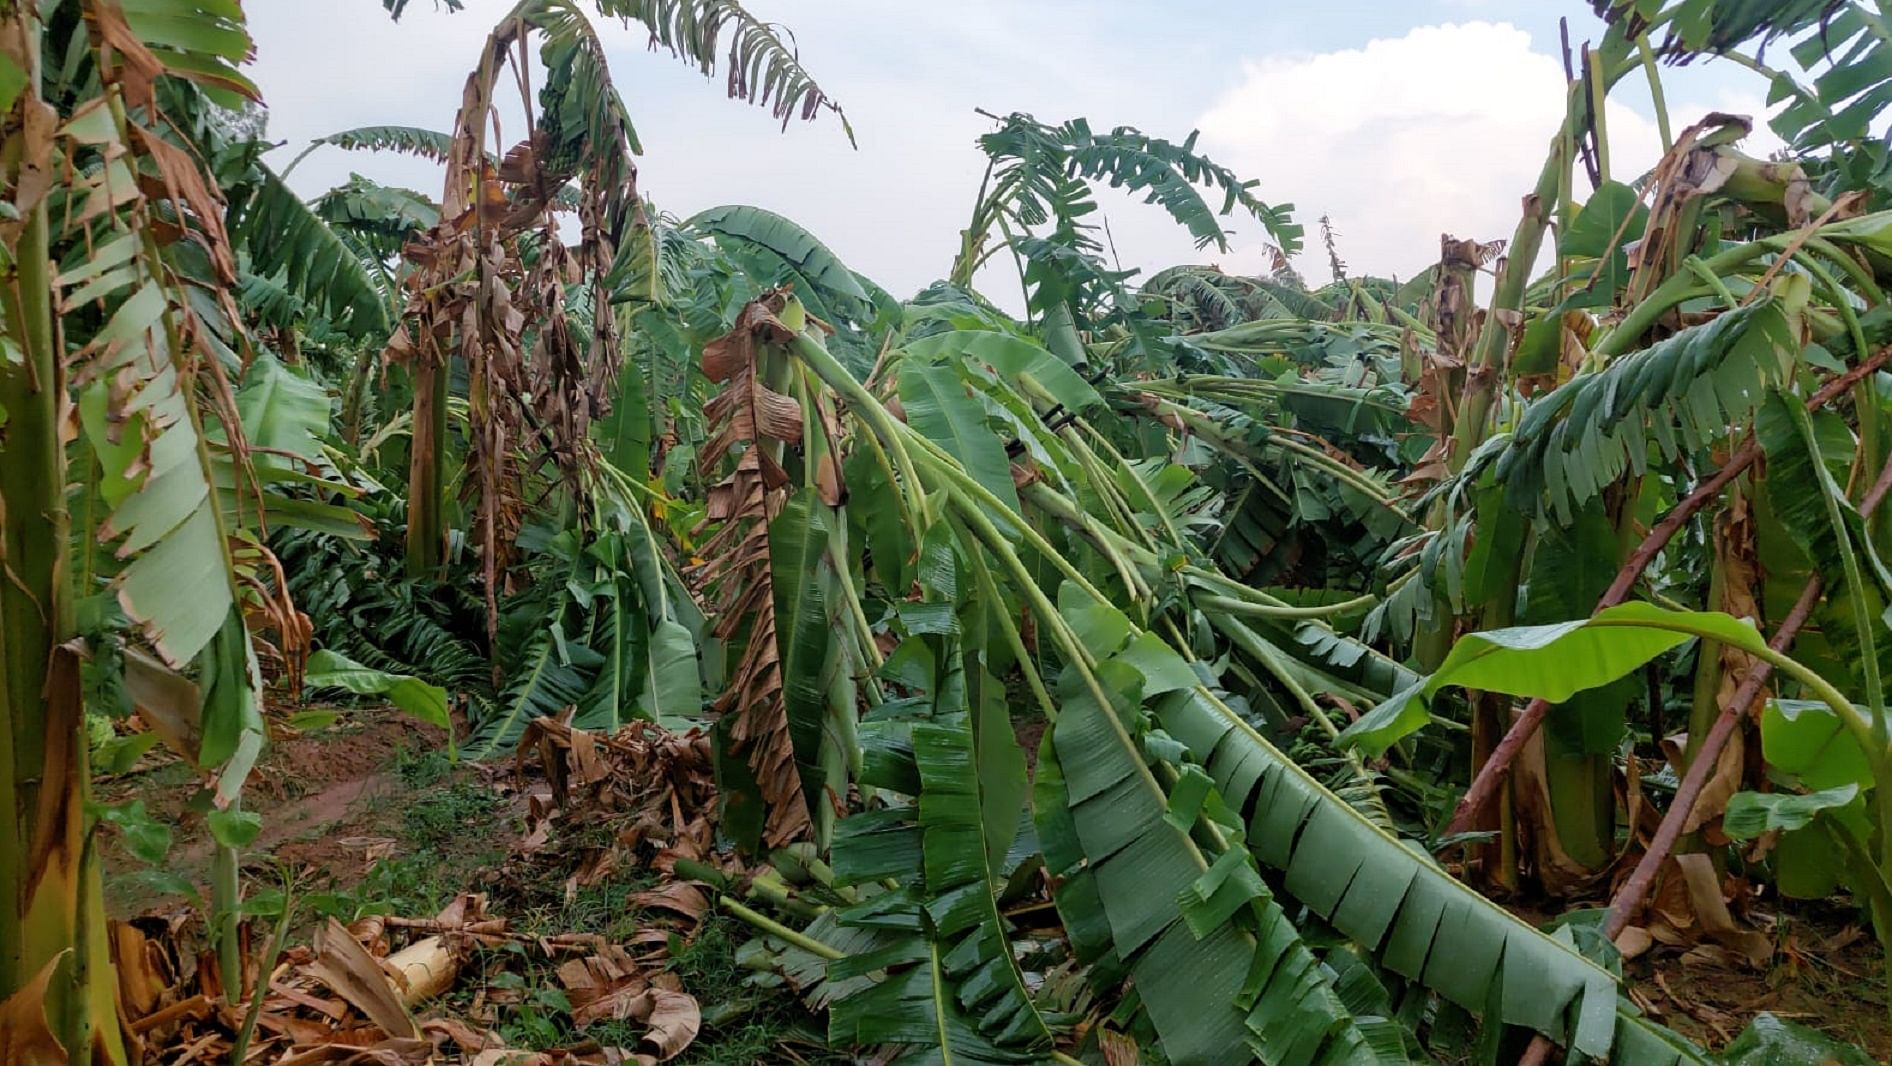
xmin=1635 ymin=906 xmax=1890 ymax=1057
xmin=97 ymin=708 xmax=451 ymax=915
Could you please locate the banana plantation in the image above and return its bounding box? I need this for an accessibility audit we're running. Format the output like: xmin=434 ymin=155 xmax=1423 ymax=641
xmin=11 ymin=0 xmax=1892 ymax=1062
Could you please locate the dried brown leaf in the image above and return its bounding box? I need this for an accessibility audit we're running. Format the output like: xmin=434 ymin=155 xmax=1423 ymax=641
xmin=0 ymin=958 xmax=66 ymax=1066
xmin=693 ymin=294 xmax=816 ymax=845
xmin=1615 ymin=925 xmax=1655 ymax=961
xmin=627 ymin=882 xmax=709 ymax=923
xmin=275 ymin=1037 xmax=434 ymax=1065
xmin=423 ymin=1017 xmax=503 ymax=1055
xmin=637 ymin=988 xmax=700 ymax=1061
xmin=306 ymin=918 xmax=418 ymax=1040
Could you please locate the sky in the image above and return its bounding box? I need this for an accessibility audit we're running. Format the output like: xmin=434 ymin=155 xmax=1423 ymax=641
xmin=247 ymin=1 xmax=1787 ymax=305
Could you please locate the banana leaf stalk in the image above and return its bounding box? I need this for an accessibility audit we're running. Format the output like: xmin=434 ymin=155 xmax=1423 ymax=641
xmin=1602 ymin=577 xmax=1825 ymax=936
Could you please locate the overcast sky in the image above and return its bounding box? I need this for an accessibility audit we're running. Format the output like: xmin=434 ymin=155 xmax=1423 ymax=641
xmin=248 ymin=1 xmax=1784 ymax=304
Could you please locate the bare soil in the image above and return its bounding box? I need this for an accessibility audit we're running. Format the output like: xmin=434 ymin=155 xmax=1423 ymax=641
xmin=1634 ymin=902 xmax=1891 ymax=1057
xmin=97 ymin=707 xmax=459 ymax=915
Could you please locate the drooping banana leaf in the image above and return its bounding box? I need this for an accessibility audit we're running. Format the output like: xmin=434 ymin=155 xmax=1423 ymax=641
xmin=76 ymin=281 xmax=238 ymax=669
xmin=1491 ymin=299 xmax=1801 ymax=525
xmin=303 ymin=649 xmax=451 ymax=736
xmin=228 ymin=165 xmax=393 ymax=337
xmin=1601 ymin=1003 xmax=1716 ymax=1066
xmin=216 ymin=352 xmax=376 ymax=539
xmin=1032 ymin=585 xmax=1672 ymax=1058
xmin=573 ymin=571 xmax=700 ymax=732
xmin=1757 ymin=390 xmax=1892 ymax=707
xmin=465 ymin=599 xmax=599 ymax=761
xmin=822 ymin=536 xmax=1062 ymax=1060
xmin=900 ymin=358 xmax=1022 ymax=515
xmin=902 ymin=330 xmax=1105 ymax=414
xmin=822 ymin=895 xmax=1045 ymax=1066
xmin=976 ymin=112 xmax=1301 ymax=255
xmin=235 ymin=352 xmax=332 ymax=465
xmin=1339 ymin=603 xmax=1774 ymax=756
xmin=690 ymin=204 xmax=869 ymax=312
xmin=774 ymin=489 xmax=851 ymax=841
xmin=1038 ymin=585 xmax=1379 ymax=1066
xmin=1159 ymin=682 xmax=1618 ymax=1057
xmin=568 ymin=473 xmax=710 ymax=734
xmin=825 ymin=726 xmax=1061 ymax=1059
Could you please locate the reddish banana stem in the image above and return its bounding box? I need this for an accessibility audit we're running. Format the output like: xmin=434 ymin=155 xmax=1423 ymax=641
xmin=1601 ymin=578 xmax=1821 ymax=939
xmin=1518 ymin=406 xmax=1892 ymax=1066
xmin=1517 ymin=1029 xmax=1559 ymax=1065
xmin=1447 ymin=345 xmax=1892 ymax=837
xmin=1444 ymin=450 xmax=1753 ymax=836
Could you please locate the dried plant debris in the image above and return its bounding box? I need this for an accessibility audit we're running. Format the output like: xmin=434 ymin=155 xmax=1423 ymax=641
xmin=123 ymin=713 xmax=745 ymax=1065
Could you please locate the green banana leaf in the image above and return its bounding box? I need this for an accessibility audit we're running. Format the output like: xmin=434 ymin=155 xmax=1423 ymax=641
xmin=1040 ymin=585 xmax=1379 ymax=1066
xmin=900 ymin=359 xmax=1021 ymax=515
xmin=1339 ymin=603 xmax=1769 ymax=756
xmin=1757 ymin=390 xmax=1892 ymax=705
xmin=823 ymin=527 xmax=1060 ymax=1059
xmin=304 ymin=649 xmax=452 ymax=735
xmin=1492 ymin=300 xmax=1800 ymax=525
xmin=774 ymin=489 xmax=848 ymax=836
xmin=904 ymin=330 xmax=1104 ymax=414
xmin=464 ymin=606 xmax=599 ymax=762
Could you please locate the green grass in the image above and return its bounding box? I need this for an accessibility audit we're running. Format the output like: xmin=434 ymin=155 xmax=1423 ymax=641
xmin=664 ymin=915 xmax=845 ymax=1066
xmin=471 ymin=870 xmax=844 ymax=1062
xmin=302 ymin=748 xmax=507 ymax=923
xmin=394 ymin=745 xmax=457 ymax=788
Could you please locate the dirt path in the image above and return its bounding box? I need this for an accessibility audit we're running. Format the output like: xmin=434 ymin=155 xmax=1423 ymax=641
xmin=98 ymin=708 xmax=445 ymax=916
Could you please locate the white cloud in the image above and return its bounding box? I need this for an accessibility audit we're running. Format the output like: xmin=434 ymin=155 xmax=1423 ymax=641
xmin=245 ymin=8 xmax=1790 ymax=309
xmin=245 ymin=0 xmax=1118 ymax=304
xmin=1196 ymin=21 xmax=1783 ymax=283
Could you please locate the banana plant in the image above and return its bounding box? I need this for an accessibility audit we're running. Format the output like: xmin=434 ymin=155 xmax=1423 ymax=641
xmin=0 ymin=1 xmax=297 ymax=1060
xmin=157 ymin=1 xmax=1892 ymax=1062
xmin=668 ymin=10 xmax=1892 ymax=1056
xmin=1352 ymin=601 xmax=1892 ymax=1009
xmin=375 ymin=0 xmax=848 ymax=600
xmin=1323 ymin=0 xmax=1892 ymax=906
xmin=685 ymin=289 xmax=1722 ymax=1063
xmin=949 ymin=111 xmax=1302 ymax=374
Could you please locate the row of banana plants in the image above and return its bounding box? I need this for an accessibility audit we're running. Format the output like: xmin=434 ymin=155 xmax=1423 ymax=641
xmin=670 ymin=2 xmax=1892 ymax=1061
